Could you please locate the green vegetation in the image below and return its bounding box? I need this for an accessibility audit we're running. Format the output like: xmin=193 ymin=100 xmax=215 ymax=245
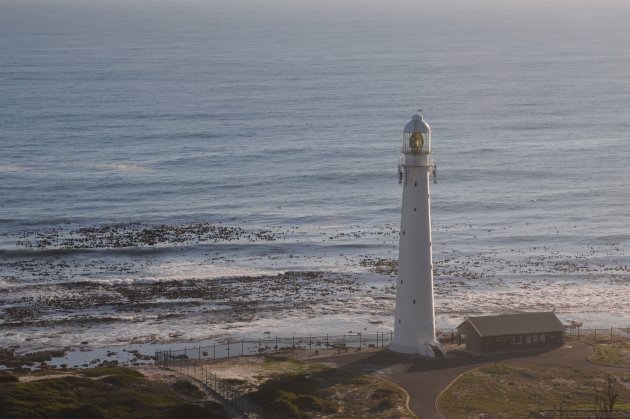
xmin=590 ymin=341 xmax=630 ymax=368
xmin=438 ymin=364 xmax=630 ymax=418
xmin=248 ymin=364 xmax=414 ymax=418
xmin=250 ymin=370 xmax=340 ymax=418
xmin=0 ymin=368 xmax=228 ymax=419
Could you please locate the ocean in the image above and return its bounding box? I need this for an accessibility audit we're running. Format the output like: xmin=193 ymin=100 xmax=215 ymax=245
xmin=1 ymin=0 xmax=629 ymax=354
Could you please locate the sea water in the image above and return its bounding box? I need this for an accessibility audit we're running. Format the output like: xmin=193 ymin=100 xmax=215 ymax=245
xmin=1 ymin=0 xmax=629 ymax=352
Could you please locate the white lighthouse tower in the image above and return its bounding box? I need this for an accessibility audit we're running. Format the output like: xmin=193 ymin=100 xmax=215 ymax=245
xmin=390 ymin=111 xmax=444 ymax=358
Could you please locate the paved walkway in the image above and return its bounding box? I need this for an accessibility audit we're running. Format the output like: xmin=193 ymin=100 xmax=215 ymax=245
xmin=319 ymin=342 xmax=602 ymax=419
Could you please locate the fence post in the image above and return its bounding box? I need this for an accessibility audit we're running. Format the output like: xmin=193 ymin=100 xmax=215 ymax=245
xmin=309 ymin=334 xmax=312 ymax=350
xmin=227 ymin=340 xmax=230 ymax=358
xmin=276 ymin=336 xmax=278 ymax=351
xmin=610 ymin=327 xmax=613 ymax=343
xmin=577 ymin=327 xmax=580 ymax=341
xmin=292 ymin=336 xmax=295 ymax=349
xmin=326 ymin=334 xmax=329 ymax=347
xmin=359 ymin=333 xmax=362 ymax=348
xmin=242 ymin=339 xmax=244 ymax=356
xmin=259 ymin=338 xmax=261 ymax=353
xmin=594 ymin=327 xmax=597 ymax=342
xmin=198 ymin=345 xmax=201 ymax=360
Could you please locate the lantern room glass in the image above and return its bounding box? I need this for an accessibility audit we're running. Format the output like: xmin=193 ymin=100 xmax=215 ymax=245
xmin=402 ymin=131 xmax=431 ymax=154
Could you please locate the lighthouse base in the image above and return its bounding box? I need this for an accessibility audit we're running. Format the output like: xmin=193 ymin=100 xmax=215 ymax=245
xmin=388 ymin=341 xmax=446 ymax=358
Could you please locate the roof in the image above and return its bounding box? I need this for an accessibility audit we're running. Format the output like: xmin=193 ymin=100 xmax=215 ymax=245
xmin=457 ymin=312 xmax=564 ymax=338
xmin=404 ymin=112 xmax=431 ymax=134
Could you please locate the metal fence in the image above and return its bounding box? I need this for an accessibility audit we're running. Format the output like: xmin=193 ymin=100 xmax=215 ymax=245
xmin=155 ymin=326 xmax=628 ymax=364
xmin=565 ymin=327 xmax=630 ymax=343
xmin=156 ymin=331 xmax=393 ymax=362
xmin=155 ymin=331 xmax=394 ymax=418
xmin=154 ymin=327 xmax=629 ymax=418
xmin=536 ymin=409 xmax=630 ymax=418
xmin=157 ymin=352 xmax=264 ymax=418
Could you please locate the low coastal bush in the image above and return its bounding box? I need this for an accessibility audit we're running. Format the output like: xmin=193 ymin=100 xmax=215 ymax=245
xmin=249 ymin=371 xmax=339 ymax=417
xmin=0 ymin=367 xmax=229 ymax=419
xmin=163 ymin=402 xmax=227 ymax=419
xmin=0 ymin=373 xmax=18 ymax=383
xmin=172 ymin=380 xmax=205 ymax=399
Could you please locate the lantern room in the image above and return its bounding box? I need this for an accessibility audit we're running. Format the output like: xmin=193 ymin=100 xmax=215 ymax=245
xmin=402 ymin=111 xmax=432 ymax=154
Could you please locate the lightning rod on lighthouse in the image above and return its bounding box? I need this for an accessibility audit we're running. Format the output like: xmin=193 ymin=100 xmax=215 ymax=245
xmin=389 ymin=110 xmax=445 ymax=358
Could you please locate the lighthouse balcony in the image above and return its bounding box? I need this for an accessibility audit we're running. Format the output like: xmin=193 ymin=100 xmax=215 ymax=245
xmin=399 ymin=154 xmax=435 ymax=167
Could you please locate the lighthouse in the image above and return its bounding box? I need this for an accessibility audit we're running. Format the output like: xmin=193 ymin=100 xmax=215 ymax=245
xmin=389 ymin=111 xmax=444 ymax=358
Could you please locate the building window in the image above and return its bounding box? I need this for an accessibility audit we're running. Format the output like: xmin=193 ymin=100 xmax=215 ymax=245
xmin=414 ymin=208 xmax=417 ymax=212
xmin=516 ymin=336 xmax=522 ymax=344
xmin=400 ymin=280 xmax=403 ymax=284
xmin=402 ymin=230 xmax=405 ymax=235
xmin=413 ymin=299 xmax=416 ymax=304
xmin=526 ymin=335 xmax=532 ymax=344
xmin=533 ymin=334 xmax=539 ymax=343
xmin=399 ymin=319 xmax=401 ymax=324
xmin=540 ymin=334 xmax=545 ymax=342
xmin=414 ymin=182 xmax=417 ymax=187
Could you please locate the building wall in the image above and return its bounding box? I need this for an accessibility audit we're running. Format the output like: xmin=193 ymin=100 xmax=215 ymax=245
xmin=458 ymin=322 xmax=481 ymax=353
xmin=470 ymin=331 xmax=563 ymax=354
xmin=391 ymin=163 xmax=436 ymax=353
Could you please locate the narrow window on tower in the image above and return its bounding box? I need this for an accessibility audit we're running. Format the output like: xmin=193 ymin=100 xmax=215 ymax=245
xmin=398 ymin=319 xmax=401 ymax=324
xmin=414 ymin=208 xmax=417 ymax=212
xmin=413 ymin=299 xmax=416 ymax=304
xmin=414 ymin=182 xmax=417 ymax=187
xmin=400 ymin=280 xmax=403 ymax=284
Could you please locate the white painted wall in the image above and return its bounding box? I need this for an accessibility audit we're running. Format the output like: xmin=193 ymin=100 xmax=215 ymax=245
xmin=390 ymin=162 xmax=439 ymax=357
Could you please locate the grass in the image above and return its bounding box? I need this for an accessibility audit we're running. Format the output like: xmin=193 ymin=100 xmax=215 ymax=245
xmin=589 ymin=341 xmax=630 ymax=368
xmin=438 ymin=363 xmax=630 ymax=418
xmin=0 ymin=367 xmax=228 ymax=419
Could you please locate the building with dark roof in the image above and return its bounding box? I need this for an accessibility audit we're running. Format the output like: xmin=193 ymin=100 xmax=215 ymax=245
xmin=456 ymin=312 xmax=565 ymax=354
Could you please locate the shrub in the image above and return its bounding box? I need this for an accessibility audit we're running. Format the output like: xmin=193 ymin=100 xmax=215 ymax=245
xmin=172 ymin=380 xmax=204 ymax=399
xmin=268 ymin=398 xmax=302 ymax=418
xmin=163 ymin=403 xmax=228 ymax=419
xmin=293 ymin=395 xmax=338 ymax=413
xmin=0 ymin=374 xmax=18 ymax=383
xmin=58 ymin=404 xmax=106 ymax=419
